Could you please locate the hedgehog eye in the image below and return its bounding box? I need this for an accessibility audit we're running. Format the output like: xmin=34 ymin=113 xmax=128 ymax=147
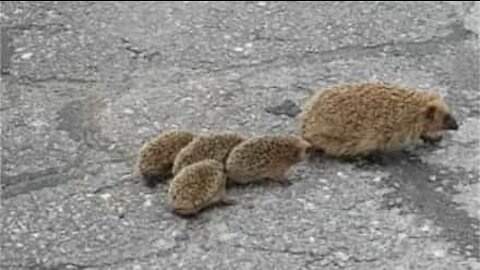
xmin=424 ymin=105 xmax=437 ymax=121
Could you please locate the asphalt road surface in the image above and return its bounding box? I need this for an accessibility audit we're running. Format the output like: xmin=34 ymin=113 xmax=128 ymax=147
xmin=1 ymin=1 xmax=479 ymax=269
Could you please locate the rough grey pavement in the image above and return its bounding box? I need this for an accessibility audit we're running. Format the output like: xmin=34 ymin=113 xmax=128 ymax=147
xmin=1 ymin=1 xmax=479 ymax=269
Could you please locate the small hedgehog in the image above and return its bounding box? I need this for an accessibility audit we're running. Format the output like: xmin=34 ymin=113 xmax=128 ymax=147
xmin=168 ymin=159 xmax=235 ymax=216
xmin=172 ymin=132 xmax=246 ymax=175
xmin=136 ymin=130 xmax=195 ymax=187
xmin=226 ymin=134 xmax=312 ymax=185
xmin=298 ymin=81 xmax=459 ymax=157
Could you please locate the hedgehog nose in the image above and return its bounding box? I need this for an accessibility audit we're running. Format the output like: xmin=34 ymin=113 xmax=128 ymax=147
xmin=305 ymin=145 xmax=318 ymax=158
xmin=446 ymin=116 xmax=459 ymax=130
xmin=450 ymin=121 xmax=458 ymax=130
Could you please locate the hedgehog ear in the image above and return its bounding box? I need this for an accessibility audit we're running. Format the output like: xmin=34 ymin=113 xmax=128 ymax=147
xmin=424 ymin=104 xmax=437 ymax=121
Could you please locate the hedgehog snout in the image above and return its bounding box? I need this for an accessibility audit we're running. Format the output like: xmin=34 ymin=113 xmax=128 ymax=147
xmin=444 ymin=114 xmax=459 ymax=130
xmin=303 ymin=144 xmax=316 ymax=159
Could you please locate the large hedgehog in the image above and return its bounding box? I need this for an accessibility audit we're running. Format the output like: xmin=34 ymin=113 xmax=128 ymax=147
xmin=299 ymin=81 xmax=458 ymax=157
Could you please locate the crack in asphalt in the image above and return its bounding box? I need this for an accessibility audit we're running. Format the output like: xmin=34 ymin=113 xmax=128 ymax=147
xmin=193 ymin=20 xmax=478 ymax=81
xmin=16 ymin=76 xmax=97 ymax=84
xmin=4 ymin=15 xmax=475 ymax=88
xmin=91 ymin=174 xmax=139 ymax=194
xmin=1 ymin=166 xmax=72 ymax=199
xmin=231 ymin=242 xmax=375 ymax=269
xmin=231 ymin=243 xmax=314 ymax=257
xmin=74 ymin=240 xmax=181 ymax=269
xmin=1 ymin=237 xmax=182 ymax=270
xmin=1 ymin=26 xmax=14 ymax=74
xmin=304 ymin=20 xmax=477 ymax=58
xmin=119 ymin=38 xmax=161 ymax=62
xmin=5 ymin=23 xmax=71 ymax=33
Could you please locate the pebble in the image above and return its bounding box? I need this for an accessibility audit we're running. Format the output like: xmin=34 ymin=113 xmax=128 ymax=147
xmin=143 ymin=199 xmax=152 ymax=207
xmin=172 ymin=230 xmax=188 ymax=241
xmin=123 ymin=108 xmax=134 ymax=114
xmin=420 ymin=224 xmax=431 ymax=232
xmin=265 ymin=99 xmax=301 ymax=117
xmin=372 ymin=176 xmax=383 ymax=183
xmin=334 ymin=251 xmax=350 ymax=261
xmin=465 ymin=245 xmax=474 ymax=250
xmin=21 ymin=52 xmax=33 ymax=59
xmin=318 ymin=178 xmax=329 ymax=185
xmin=319 ymin=258 xmax=330 ymax=266
xmin=450 ymin=249 xmax=460 ymax=255
xmin=30 ymin=119 xmax=48 ymax=128
xmin=100 ymin=193 xmax=111 ymax=200
xmin=439 ymin=169 xmax=448 ymax=175
xmin=387 ymin=197 xmax=403 ymax=207
xmin=432 ymin=249 xmax=446 ymax=258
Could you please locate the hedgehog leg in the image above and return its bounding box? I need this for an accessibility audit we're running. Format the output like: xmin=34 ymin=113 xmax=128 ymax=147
xmin=421 ymin=133 xmax=443 ymax=145
xmin=268 ymin=176 xmax=293 ymax=186
xmin=339 ymin=152 xmax=384 ymax=168
xmin=363 ymin=152 xmax=385 ymax=164
xmin=140 ymin=170 xmax=171 ymax=188
xmin=214 ymin=189 xmax=237 ymax=207
xmin=336 ymin=155 xmax=363 ymax=163
xmin=227 ymin=176 xmax=255 ymax=185
xmin=218 ymin=197 xmax=237 ymax=206
xmin=143 ymin=176 xmax=159 ymax=188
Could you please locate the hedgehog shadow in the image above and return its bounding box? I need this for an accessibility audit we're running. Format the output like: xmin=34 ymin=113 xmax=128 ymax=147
xmin=307 ymin=138 xmax=444 ymax=169
xmin=165 ymin=200 xmax=235 ymax=220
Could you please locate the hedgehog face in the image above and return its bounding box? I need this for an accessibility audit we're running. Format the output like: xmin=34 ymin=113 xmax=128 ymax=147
xmin=423 ymin=101 xmax=458 ymax=133
xmin=442 ymin=113 xmax=458 ymax=130
xmin=296 ymin=139 xmax=313 ymax=161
